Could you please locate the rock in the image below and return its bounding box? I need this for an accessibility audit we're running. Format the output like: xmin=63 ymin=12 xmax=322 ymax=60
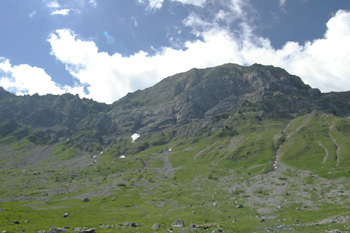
xmin=213 ymin=202 xmax=219 ymax=207
xmin=13 ymin=221 xmax=20 ymax=224
xmin=48 ymin=227 xmax=60 ymax=233
xmin=173 ymin=219 xmax=185 ymax=227
xmin=259 ymin=218 xmax=265 ymax=222
xmin=81 ymin=229 xmax=96 ymax=233
xmin=83 ymin=198 xmax=89 ymax=202
xmin=166 ymin=227 xmax=173 ymax=232
xmin=63 ymin=212 xmax=69 ymax=218
xmin=236 ymin=203 xmax=243 ymax=208
xmin=189 ymin=223 xmax=196 ymax=228
xmin=57 ymin=228 xmax=66 ymax=232
xmin=212 ymin=229 xmax=223 ymax=233
xmin=37 ymin=231 xmax=45 ymax=233
xmin=123 ymin=222 xmax=136 ymax=227
xmin=232 ymin=219 xmax=238 ymax=223
xmin=192 ymin=211 xmax=196 ymax=214
xmin=72 ymin=228 xmax=81 ymax=232
xmin=152 ymin=223 xmax=161 ymax=230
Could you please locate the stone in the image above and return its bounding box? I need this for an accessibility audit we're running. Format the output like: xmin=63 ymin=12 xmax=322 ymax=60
xmin=152 ymin=223 xmax=160 ymax=230
xmin=37 ymin=231 xmax=45 ymax=233
xmin=259 ymin=218 xmax=265 ymax=222
xmin=236 ymin=203 xmax=243 ymax=208
xmin=48 ymin=227 xmax=60 ymax=233
xmin=83 ymin=198 xmax=89 ymax=202
xmin=173 ymin=219 xmax=184 ymax=227
xmin=81 ymin=229 xmax=96 ymax=233
xmin=123 ymin=222 xmax=136 ymax=227
xmin=13 ymin=221 xmax=20 ymax=224
xmin=63 ymin=212 xmax=69 ymax=218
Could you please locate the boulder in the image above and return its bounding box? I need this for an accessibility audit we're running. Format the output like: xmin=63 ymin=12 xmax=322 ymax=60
xmin=152 ymin=223 xmax=161 ymax=230
xmin=173 ymin=219 xmax=184 ymax=227
xmin=123 ymin=222 xmax=136 ymax=227
xmin=83 ymin=198 xmax=89 ymax=202
xmin=236 ymin=204 xmax=243 ymax=208
xmin=48 ymin=227 xmax=60 ymax=233
xmin=81 ymin=229 xmax=96 ymax=233
xmin=63 ymin=213 xmax=69 ymax=218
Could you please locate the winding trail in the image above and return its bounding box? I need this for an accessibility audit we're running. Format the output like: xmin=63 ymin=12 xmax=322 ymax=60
xmin=329 ymin=123 xmax=341 ymax=167
xmin=273 ymin=112 xmax=315 ymax=170
xmin=317 ymin=141 xmax=329 ymax=164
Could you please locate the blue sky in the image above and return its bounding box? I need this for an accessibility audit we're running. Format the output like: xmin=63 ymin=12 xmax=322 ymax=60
xmin=0 ymin=0 xmax=349 ymax=103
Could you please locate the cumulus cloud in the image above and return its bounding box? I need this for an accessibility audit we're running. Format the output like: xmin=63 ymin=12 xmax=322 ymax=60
xmin=46 ymin=9 xmax=350 ymax=104
xmin=2 ymin=0 xmax=350 ymax=104
xmin=0 ymin=58 xmax=65 ymax=95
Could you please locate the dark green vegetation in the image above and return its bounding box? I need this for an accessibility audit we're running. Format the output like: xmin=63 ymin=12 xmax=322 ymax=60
xmin=1 ymin=64 xmax=350 ymax=232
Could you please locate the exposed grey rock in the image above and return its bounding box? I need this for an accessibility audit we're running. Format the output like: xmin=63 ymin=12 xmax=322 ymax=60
xmin=212 ymin=229 xmax=223 ymax=233
xmin=213 ymin=202 xmax=219 ymax=207
xmin=13 ymin=221 xmax=20 ymax=224
xmin=48 ymin=227 xmax=60 ymax=233
xmin=83 ymin=198 xmax=89 ymax=202
xmin=63 ymin=212 xmax=69 ymax=218
xmin=173 ymin=219 xmax=184 ymax=227
xmin=236 ymin=203 xmax=243 ymax=208
xmin=152 ymin=223 xmax=161 ymax=230
xmin=259 ymin=218 xmax=265 ymax=223
xmin=123 ymin=222 xmax=136 ymax=227
xmin=37 ymin=231 xmax=45 ymax=233
xmin=80 ymin=229 xmax=96 ymax=233
xmin=72 ymin=228 xmax=81 ymax=232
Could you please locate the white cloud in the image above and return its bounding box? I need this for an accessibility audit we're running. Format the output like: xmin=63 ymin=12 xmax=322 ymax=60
xmin=138 ymin=0 xmax=164 ymax=10
xmin=46 ymin=9 xmax=350 ymax=104
xmin=3 ymin=1 xmax=350 ymax=104
xmin=172 ymin=0 xmax=207 ymax=7
xmin=279 ymin=0 xmax=287 ymax=7
xmin=47 ymin=0 xmax=60 ymax=9
xmin=51 ymin=9 xmax=72 ymax=16
xmin=0 ymin=58 xmax=65 ymax=96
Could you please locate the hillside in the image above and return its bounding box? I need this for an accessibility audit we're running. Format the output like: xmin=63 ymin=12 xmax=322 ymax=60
xmin=1 ymin=63 xmax=350 ymax=232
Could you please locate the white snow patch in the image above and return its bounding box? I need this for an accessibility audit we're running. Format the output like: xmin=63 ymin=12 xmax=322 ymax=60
xmin=131 ymin=133 xmax=140 ymax=143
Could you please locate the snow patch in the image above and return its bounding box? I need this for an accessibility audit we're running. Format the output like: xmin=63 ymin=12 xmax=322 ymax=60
xmin=131 ymin=133 xmax=140 ymax=143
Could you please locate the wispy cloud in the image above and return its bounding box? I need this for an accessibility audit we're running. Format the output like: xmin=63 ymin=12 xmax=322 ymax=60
xmin=279 ymin=0 xmax=287 ymax=7
xmin=51 ymin=9 xmax=72 ymax=16
xmin=29 ymin=10 xmax=37 ymax=18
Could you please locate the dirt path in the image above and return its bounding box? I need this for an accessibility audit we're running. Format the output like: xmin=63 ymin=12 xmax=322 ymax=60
xmin=213 ymin=136 xmax=246 ymax=167
xmin=317 ymin=141 xmax=329 ymax=164
xmin=273 ymin=112 xmax=315 ymax=170
xmin=329 ymin=123 xmax=340 ymax=166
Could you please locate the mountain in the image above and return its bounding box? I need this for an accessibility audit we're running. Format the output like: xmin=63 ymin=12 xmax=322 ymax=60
xmin=1 ymin=63 xmax=350 ymax=232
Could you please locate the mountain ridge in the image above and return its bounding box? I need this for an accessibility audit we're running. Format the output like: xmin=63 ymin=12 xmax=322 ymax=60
xmin=1 ymin=63 xmax=350 ymax=232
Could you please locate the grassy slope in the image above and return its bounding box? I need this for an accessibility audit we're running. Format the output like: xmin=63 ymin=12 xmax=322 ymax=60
xmin=1 ymin=111 xmax=350 ymax=232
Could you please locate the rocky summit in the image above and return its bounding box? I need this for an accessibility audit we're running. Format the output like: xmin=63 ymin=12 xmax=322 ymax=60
xmin=1 ymin=63 xmax=350 ymax=232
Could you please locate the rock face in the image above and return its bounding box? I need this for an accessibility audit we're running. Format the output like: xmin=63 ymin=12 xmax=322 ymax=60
xmin=1 ymin=63 xmax=350 ymax=159
xmin=108 ymin=63 xmax=350 ymax=135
